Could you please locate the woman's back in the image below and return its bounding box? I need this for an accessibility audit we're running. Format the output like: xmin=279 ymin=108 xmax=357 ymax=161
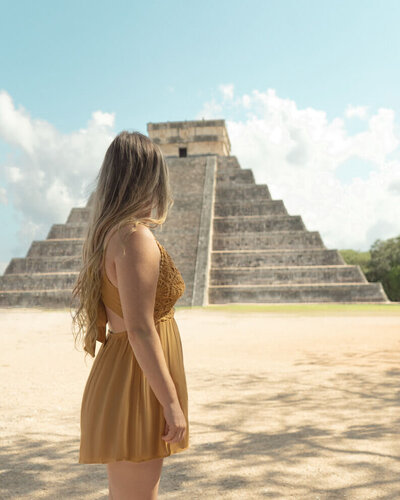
xmin=97 ymin=224 xmax=186 ymax=341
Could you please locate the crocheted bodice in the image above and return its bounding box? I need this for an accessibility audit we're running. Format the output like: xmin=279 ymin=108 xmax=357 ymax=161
xmin=95 ymin=237 xmax=185 ymax=352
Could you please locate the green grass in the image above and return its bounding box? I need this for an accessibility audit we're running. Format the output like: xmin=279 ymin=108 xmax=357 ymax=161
xmin=178 ymin=302 xmax=400 ymax=315
xmin=23 ymin=302 xmax=400 ymax=316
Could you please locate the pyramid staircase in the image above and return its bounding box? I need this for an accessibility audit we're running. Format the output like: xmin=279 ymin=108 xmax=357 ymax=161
xmin=0 ymin=203 xmax=91 ymax=308
xmin=208 ymin=156 xmax=389 ymax=303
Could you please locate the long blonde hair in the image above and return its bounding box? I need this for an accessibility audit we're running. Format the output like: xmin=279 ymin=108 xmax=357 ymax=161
xmin=70 ymin=130 xmax=173 ymax=360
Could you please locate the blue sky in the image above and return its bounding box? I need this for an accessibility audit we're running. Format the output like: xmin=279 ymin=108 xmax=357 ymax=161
xmin=1 ymin=0 xmax=400 ymax=272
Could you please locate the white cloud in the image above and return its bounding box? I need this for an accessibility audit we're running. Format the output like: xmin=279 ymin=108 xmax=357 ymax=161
xmin=197 ymin=98 xmax=223 ymax=119
xmin=345 ymin=104 xmax=368 ymax=119
xmin=88 ymin=110 xmax=115 ymax=129
xmin=0 ymin=90 xmax=116 ymax=253
xmin=5 ymin=165 xmax=24 ymax=183
xmin=197 ymin=85 xmax=400 ymax=251
xmin=0 ymin=91 xmax=35 ymax=154
xmin=219 ymin=83 xmax=234 ymax=101
xmin=388 ymin=176 xmax=400 ymax=195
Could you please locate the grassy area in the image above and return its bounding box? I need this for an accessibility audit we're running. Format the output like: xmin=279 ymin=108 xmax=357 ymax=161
xmin=13 ymin=302 xmax=400 ymax=316
xmin=179 ymin=302 xmax=400 ymax=315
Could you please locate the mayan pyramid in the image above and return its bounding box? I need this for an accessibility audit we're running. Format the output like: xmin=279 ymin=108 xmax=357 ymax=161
xmin=0 ymin=119 xmax=389 ymax=308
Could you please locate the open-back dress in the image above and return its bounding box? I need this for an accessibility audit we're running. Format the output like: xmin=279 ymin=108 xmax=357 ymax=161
xmin=78 ymin=234 xmax=189 ymax=463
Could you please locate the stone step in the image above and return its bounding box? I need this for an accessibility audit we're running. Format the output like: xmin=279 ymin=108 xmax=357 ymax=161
xmin=0 ymin=272 xmax=78 ymax=291
xmin=0 ymin=289 xmax=78 ymax=308
xmin=216 ymin=180 xmax=255 ymax=189
xmin=4 ymin=256 xmax=82 ymax=274
xmin=216 ymin=165 xmax=245 ymax=176
xmin=215 ymin=184 xmax=272 ymax=201
xmin=213 ymin=215 xmax=306 ymax=232
xmin=214 ymin=200 xmax=285 ymax=216
xmin=216 ymin=168 xmax=255 ymax=184
xmin=216 ymin=164 xmax=247 ymax=174
xmin=47 ymin=223 xmax=87 ymax=239
xmin=67 ymin=207 xmax=90 ymax=224
xmin=208 ymin=282 xmax=389 ymax=303
xmin=211 ymin=248 xmax=344 ymax=266
xmin=26 ymin=239 xmax=84 ymax=258
xmin=210 ymin=265 xmax=367 ymax=285
xmin=166 ymin=156 xmax=210 ymax=169
xmin=213 ymin=231 xmax=325 ymax=250
xmin=217 ymin=156 xmax=241 ymax=169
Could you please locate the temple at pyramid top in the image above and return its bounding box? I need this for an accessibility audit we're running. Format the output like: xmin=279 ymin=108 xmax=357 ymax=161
xmin=147 ymin=119 xmax=231 ymax=157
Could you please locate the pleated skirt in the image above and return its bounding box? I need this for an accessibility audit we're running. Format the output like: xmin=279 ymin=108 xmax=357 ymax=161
xmin=78 ymin=316 xmax=189 ymax=464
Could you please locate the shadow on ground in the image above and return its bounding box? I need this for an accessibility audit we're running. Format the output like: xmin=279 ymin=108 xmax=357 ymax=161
xmin=1 ymin=352 xmax=399 ymax=499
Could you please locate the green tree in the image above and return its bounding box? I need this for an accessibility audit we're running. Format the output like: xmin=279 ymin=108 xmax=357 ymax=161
xmin=340 ymin=235 xmax=400 ymax=301
xmin=339 ymin=249 xmax=371 ymax=275
xmin=365 ymin=235 xmax=400 ymax=301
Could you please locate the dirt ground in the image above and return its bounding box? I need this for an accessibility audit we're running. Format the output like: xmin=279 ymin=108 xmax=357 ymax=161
xmin=0 ymin=306 xmax=399 ymax=499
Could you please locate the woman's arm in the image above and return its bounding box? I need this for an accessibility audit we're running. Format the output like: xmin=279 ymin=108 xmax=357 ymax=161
xmin=113 ymin=225 xmax=180 ymax=409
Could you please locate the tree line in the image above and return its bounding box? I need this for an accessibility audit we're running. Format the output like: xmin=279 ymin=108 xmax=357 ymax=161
xmin=340 ymin=235 xmax=400 ymax=302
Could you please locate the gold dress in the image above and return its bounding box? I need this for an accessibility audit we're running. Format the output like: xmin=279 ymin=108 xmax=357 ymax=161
xmin=78 ymin=238 xmax=189 ymax=463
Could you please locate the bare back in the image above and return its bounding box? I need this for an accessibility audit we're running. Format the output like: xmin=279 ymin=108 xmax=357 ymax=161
xmin=102 ymin=223 xmax=161 ymax=334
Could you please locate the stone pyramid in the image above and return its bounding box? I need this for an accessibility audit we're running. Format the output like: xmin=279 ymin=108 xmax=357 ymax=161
xmin=0 ymin=119 xmax=389 ymax=308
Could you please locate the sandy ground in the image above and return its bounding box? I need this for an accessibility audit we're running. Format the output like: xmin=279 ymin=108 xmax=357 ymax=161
xmin=0 ymin=306 xmax=399 ymax=499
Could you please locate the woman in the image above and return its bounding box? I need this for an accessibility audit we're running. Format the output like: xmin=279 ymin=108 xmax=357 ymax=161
xmin=71 ymin=131 xmax=189 ymax=499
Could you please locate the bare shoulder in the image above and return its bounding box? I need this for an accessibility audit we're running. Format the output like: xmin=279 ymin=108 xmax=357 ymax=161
xmin=114 ymin=223 xmax=160 ymax=263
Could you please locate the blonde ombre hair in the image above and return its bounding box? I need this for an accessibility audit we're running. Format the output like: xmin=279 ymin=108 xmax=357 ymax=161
xmin=70 ymin=130 xmax=173 ymax=360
